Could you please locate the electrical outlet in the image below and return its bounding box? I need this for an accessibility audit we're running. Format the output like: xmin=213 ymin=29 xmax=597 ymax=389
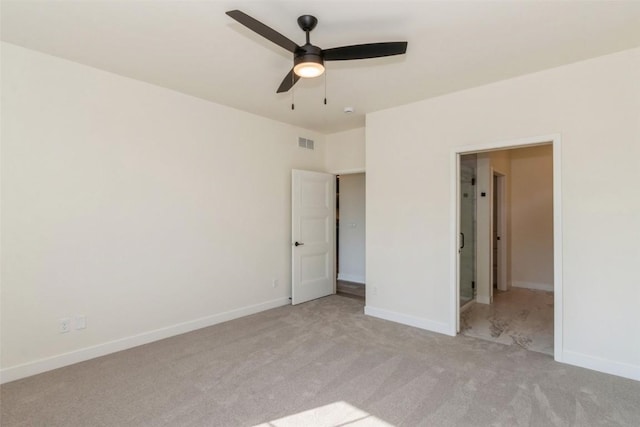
xmin=75 ymin=315 xmax=87 ymax=330
xmin=272 ymin=279 xmax=278 ymax=288
xmin=59 ymin=318 xmax=71 ymax=333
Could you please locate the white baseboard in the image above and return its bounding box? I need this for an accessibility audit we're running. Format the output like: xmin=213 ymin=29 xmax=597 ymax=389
xmin=512 ymin=281 xmax=554 ymax=292
xmin=0 ymin=297 xmax=290 ymax=384
xmin=364 ymin=305 xmax=455 ymax=337
xmin=562 ymin=350 xmax=640 ymax=381
xmin=337 ymin=273 xmax=365 ymax=284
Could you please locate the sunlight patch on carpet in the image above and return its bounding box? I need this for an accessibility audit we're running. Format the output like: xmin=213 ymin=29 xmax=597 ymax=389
xmin=253 ymin=401 xmax=394 ymax=427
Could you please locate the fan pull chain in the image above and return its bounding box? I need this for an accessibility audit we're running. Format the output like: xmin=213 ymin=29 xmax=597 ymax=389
xmin=324 ymin=70 xmax=327 ymax=105
xmin=291 ymin=72 xmax=295 ymax=110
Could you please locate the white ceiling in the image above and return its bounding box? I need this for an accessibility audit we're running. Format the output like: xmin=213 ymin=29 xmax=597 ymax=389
xmin=2 ymin=1 xmax=640 ymax=134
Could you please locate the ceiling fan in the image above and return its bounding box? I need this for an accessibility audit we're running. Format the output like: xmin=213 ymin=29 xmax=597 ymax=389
xmin=226 ymin=10 xmax=408 ymax=93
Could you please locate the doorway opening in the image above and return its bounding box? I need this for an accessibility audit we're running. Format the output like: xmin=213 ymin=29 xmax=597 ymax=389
xmin=335 ymin=173 xmax=366 ymax=300
xmin=493 ymin=172 xmax=507 ymax=292
xmin=452 ymin=135 xmax=562 ymax=361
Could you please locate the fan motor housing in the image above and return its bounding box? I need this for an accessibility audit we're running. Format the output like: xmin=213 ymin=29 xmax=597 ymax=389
xmin=294 ymin=44 xmax=324 ymax=67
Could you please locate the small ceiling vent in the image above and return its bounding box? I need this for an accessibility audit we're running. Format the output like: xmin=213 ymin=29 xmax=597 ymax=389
xmin=298 ymin=137 xmax=314 ymax=150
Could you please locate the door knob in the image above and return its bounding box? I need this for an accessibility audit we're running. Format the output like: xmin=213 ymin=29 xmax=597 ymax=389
xmin=294 ymin=241 xmax=304 ymax=246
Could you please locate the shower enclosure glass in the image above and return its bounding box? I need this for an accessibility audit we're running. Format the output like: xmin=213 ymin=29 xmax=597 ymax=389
xmin=459 ymin=155 xmax=477 ymax=306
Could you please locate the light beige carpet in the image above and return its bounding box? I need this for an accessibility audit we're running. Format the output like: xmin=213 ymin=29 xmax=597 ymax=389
xmin=2 ymin=295 xmax=639 ymax=426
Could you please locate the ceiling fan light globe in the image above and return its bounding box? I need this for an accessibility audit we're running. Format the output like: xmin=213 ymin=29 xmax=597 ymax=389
xmin=294 ymin=62 xmax=325 ymax=78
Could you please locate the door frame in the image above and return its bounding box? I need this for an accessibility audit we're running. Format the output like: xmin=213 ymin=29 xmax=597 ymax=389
xmin=450 ymin=134 xmax=563 ymax=362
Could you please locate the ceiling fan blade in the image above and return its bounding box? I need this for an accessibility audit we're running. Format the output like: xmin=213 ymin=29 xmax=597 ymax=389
xmin=324 ymin=42 xmax=408 ymax=61
xmin=226 ymin=10 xmax=299 ymax=53
xmin=277 ymin=68 xmax=301 ymax=93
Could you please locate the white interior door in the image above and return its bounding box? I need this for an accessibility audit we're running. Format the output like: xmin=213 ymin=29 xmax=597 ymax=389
xmin=291 ymin=169 xmax=336 ymax=305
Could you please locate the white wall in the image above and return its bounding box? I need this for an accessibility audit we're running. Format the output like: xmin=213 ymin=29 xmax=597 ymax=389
xmin=476 ymin=150 xmax=512 ymax=302
xmin=510 ymin=145 xmax=554 ymax=291
xmin=475 ymin=155 xmax=492 ymax=304
xmin=0 ymin=43 xmax=326 ymax=382
xmin=338 ymin=173 xmax=365 ymax=284
xmin=366 ymin=48 xmax=640 ymax=379
xmin=489 ymin=150 xmax=512 ymax=291
xmin=325 ymin=127 xmax=365 ymax=173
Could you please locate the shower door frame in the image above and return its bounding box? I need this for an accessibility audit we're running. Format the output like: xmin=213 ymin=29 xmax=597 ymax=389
xmin=458 ymin=156 xmax=477 ymax=309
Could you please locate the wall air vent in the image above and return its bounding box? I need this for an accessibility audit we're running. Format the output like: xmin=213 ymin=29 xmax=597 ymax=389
xmin=298 ymin=137 xmax=314 ymax=150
